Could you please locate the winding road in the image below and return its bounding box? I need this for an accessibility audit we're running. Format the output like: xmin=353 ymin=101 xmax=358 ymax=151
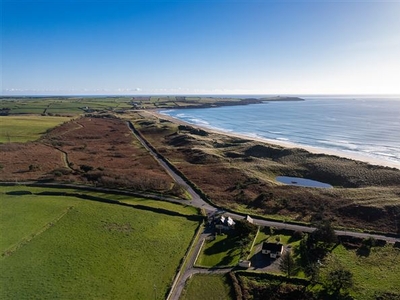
xmin=125 ymin=121 xmax=400 ymax=300
xmin=126 ymin=121 xmax=400 ymax=243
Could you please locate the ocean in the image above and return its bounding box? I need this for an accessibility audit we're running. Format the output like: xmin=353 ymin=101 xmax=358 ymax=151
xmin=160 ymin=96 xmax=400 ymax=167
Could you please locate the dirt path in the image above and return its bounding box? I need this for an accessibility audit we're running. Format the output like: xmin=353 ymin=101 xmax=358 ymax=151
xmin=40 ymin=119 xmax=84 ymax=171
xmin=40 ymin=143 xmax=73 ymax=171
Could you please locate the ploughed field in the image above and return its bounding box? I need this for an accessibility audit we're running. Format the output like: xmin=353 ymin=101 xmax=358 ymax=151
xmin=130 ymin=111 xmax=400 ymax=234
xmin=0 ymin=115 xmax=175 ymax=194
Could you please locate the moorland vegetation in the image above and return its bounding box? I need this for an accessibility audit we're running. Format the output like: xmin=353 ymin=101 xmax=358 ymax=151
xmin=1 ymin=96 xmax=400 ymax=299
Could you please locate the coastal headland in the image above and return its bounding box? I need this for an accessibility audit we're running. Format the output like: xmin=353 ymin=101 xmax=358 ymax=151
xmin=1 ymin=95 xmax=400 ymax=235
xmin=132 ymin=109 xmax=400 ymax=235
xmin=1 ymin=96 xmax=400 ymax=299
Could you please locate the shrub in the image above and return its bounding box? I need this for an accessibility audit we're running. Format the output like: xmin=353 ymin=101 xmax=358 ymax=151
xmin=80 ymin=164 xmax=94 ymax=173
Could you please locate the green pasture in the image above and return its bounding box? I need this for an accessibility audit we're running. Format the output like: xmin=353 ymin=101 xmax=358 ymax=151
xmin=0 ymin=99 xmax=52 ymax=114
xmin=180 ymin=274 xmax=234 ymax=300
xmin=1 ymin=96 xmax=248 ymax=115
xmin=332 ymin=244 xmax=400 ymax=299
xmin=0 ymin=115 xmax=72 ymax=143
xmin=0 ymin=186 xmax=199 ymax=299
xmin=44 ymin=99 xmax=132 ymax=114
xmin=0 ymin=97 xmax=136 ymax=115
xmin=196 ymin=234 xmax=241 ymax=267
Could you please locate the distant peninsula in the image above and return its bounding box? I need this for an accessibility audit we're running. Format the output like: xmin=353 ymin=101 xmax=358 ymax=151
xmin=0 ymin=95 xmax=305 ymax=114
xmin=205 ymin=96 xmax=305 ymax=108
xmin=129 ymin=95 xmax=305 ymax=110
xmin=260 ymin=96 xmax=305 ymax=102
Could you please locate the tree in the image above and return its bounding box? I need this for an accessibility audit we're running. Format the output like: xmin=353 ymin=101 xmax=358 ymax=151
xmin=321 ymin=254 xmax=354 ymax=296
xmin=301 ymin=220 xmax=338 ymax=263
xmin=235 ymin=219 xmax=258 ymax=238
xmin=325 ymin=268 xmax=353 ymax=295
xmin=311 ymin=220 xmax=337 ymax=245
xmin=279 ymin=250 xmax=297 ymax=278
xmin=305 ymin=262 xmax=320 ymax=284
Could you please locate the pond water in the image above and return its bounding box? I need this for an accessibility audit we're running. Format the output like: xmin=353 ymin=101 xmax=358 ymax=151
xmin=276 ymin=176 xmax=333 ymax=188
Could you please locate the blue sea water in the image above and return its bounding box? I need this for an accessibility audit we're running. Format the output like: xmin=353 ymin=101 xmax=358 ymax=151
xmin=160 ymin=97 xmax=400 ymax=166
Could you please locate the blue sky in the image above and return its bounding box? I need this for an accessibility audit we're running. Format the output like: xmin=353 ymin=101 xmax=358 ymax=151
xmin=2 ymin=0 xmax=400 ymax=95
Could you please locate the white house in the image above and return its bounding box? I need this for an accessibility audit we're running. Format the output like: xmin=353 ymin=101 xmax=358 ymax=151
xmin=262 ymin=242 xmax=283 ymax=259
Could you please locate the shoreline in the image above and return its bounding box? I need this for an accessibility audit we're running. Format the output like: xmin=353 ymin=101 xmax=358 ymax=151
xmin=147 ymin=110 xmax=400 ymax=170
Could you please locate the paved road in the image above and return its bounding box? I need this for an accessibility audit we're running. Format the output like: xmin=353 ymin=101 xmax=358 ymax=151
xmin=126 ymin=121 xmax=400 ymax=300
xmin=5 ymin=121 xmax=398 ymax=300
xmin=126 ymin=121 xmax=215 ymax=212
xmin=126 ymin=121 xmax=400 ymax=243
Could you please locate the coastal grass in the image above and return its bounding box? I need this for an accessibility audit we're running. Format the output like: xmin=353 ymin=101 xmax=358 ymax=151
xmin=196 ymin=234 xmax=241 ymax=267
xmin=0 ymin=187 xmax=199 ymax=299
xmin=181 ymin=274 xmax=234 ymax=300
xmin=0 ymin=115 xmax=71 ymax=143
xmin=331 ymin=244 xmax=400 ymax=299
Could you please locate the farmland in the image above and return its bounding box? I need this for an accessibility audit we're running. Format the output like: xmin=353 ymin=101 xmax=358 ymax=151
xmin=0 ymin=96 xmax=248 ymax=115
xmin=1 ymin=96 xmax=400 ymax=299
xmin=331 ymin=244 xmax=400 ymax=299
xmin=0 ymin=115 xmax=72 ymax=143
xmin=0 ymin=185 xmax=200 ymax=299
xmin=0 ymin=97 xmax=135 ymax=115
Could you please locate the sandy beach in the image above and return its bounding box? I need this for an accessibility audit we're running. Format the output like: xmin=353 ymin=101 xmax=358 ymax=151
xmin=148 ymin=110 xmax=400 ymax=170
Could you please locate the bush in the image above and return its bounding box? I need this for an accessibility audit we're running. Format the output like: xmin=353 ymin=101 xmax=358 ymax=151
xmin=80 ymin=164 xmax=94 ymax=173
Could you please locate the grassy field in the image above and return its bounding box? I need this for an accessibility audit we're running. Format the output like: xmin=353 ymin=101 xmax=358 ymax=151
xmin=0 ymin=115 xmax=71 ymax=143
xmin=180 ymin=274 xmax=234 ymax=300
xmin=0 ymin=186 xmax=200 ymax=299
xmin=0 ymin=96 xmax=249 ymax=114
xmin=196 ymin=234 xmax=242 ymax=267
xmin=332 ymin=244 xmax=400 ymax=299
xmin=0 ymin=97 xmax=136 ymax=115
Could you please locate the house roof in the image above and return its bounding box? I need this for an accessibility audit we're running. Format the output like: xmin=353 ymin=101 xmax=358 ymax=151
xmin=226 ymin=216 xmax=235 ymax=226
xmin=245 ymin=215 xmax=254 ymax=224
xmin=215 ymin=215 xmax=235 ymax=227
xmin=262 ymin=242 xmax=283 ymax=252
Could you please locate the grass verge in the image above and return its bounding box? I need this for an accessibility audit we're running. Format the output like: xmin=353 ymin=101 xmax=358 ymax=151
xmin=180 ymin=274 xmax=234 ymax=300
xmin=196 ymin=233 xmax=241 ymax=267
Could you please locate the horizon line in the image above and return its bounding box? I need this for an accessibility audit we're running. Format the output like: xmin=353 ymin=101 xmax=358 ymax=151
xmin=2 ymin=93 xmax=400 ymax=98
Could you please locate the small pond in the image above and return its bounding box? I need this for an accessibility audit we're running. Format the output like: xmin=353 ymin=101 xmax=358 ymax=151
xmin=276 ymin=176 xmax=333 ymax=188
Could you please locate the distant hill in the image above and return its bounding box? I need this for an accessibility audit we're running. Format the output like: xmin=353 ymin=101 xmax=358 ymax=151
xmin=260 ymin=96 xmax=304 ymax=102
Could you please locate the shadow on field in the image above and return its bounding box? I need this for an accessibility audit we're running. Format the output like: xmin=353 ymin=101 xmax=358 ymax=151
xmin=33 ymin=190 xmax=203 ymax=222
xmin=203 ymin=234 xmax=239 ymax=266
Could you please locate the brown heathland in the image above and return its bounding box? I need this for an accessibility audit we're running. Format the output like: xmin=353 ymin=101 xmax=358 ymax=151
xmin=0 ymin=116 xmax=173 ymax=192
xmin=130 ymin=111 xmax=400 ymax=234
xmin=1 ymin=111 xmax=400 ymax=233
